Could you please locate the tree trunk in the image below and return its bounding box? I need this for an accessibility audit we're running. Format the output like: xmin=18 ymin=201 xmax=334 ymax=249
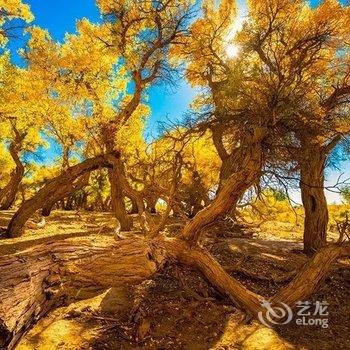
xmin=108 ymin=166 xmax=133 ymax=231
xmin=211 ymin=125 xmax=232 ymax=192
xmin=163 ymin=239 xmax=347 ymax=319
xmin=103 ymin=130 xmax=132 ymax=230
xmin=182 ymin=135 xmax=265 ymax=244
xmin=300 ymin=149 xmax=328 ymax=254
xmin=41 ymin=173 xmax=90 ymax=217
xmin=0 ymin=142 xmax=25 ymax=210
xmin=156 ymin=238 xmax=265 ymax=315
xmin=0 ymin=235 xmax=158 ymax=349
xmin=272 ymin=244 xmax=345 ymax=306
xmin=218 ymin=156 xmax=237 ymax=191
xmin=129 ymin=196 xmax=139 ymax=214
xmin=19 ymin=184 xmax=26 ymax=205
xmin=6 ymin=153 xmax=119 ymax=238
xmin=146 ymin=197 xmax=157 ymax=214
xmin=109 ymin=158 xmax=156 ymax=233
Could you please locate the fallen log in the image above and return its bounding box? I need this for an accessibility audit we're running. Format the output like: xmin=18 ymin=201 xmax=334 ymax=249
xmin=0 ymin=235 xmax=158 ymax=349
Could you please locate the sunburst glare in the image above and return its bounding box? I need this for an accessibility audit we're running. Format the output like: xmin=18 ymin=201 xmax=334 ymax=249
xmin=225 ymin=43 xmax=240 ymax=58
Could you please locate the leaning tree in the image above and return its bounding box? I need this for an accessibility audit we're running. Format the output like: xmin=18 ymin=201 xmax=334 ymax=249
xmin=5 ymin=0 xmax=195 ymax=237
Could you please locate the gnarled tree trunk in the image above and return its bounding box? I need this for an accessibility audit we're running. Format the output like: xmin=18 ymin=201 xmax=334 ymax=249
xmin=101 ymin=85 xmax=142 ymax=231
xmin=128 ymin=196 xmax=139 ymax=214
xmin=103 ymin=127 xmax=133 ymax=231
xmin=272 ymin=244 xmax=345 ymax=306
xmin=156 ymin=238 xmax=347 ymax=317
xmin=300 ymin=148 xmax=328 ymax=254
xmin=146 ymin=196 xmax=157 ymax=214
xmin=108 ymin=166 xmax=133 ymax=231
xmin=0 ymin=140 xmax=25 ymax=210
xmin=0 ymin=235 xmax=158 ymax=349
xmin=41 ymin=173 xmax=90 ymax=216
xmin=182 ymin=133 xmax=265 ymax=244
xmin=6 ymin=153 xmax=119 ymax=238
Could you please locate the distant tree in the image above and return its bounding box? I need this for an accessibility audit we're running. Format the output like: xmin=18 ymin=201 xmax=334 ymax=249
xmin=340 ymin=186 xmax=350 ymax=204
xmin=270 ymin=189 xmax=287 ymax=202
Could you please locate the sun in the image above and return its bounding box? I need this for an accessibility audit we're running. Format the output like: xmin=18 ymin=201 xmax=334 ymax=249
xmin=225 ymin=44 xmax=240 ymax=58
xmin=224 ymin=16 xmax=245 ymax=59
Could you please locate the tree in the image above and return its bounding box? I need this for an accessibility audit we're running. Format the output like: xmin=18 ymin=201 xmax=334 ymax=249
xmin=0 ymin=52 xmax=45 ymax=209
xmin=240 ymin=0 xmax=350 ymax=252
xmin=6 ymin=0 xmax=195 ymax=236
xmin=179 ymin=0 xmax=350 ymax=252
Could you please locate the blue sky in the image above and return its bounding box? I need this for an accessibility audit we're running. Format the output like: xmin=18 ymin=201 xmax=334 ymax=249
xmin=6 ymin=0 xmax=350 ymax=203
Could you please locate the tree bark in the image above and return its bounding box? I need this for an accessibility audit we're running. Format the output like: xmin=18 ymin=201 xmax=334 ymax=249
xmin=6 ymin=153 xmax=119 ymax=238
xmin=103 ymin=128 xmax=133 ymax=231
xmin=110 ymin=158 xmax=157 ymax=233
xmin=300 ymin=148 xmax=328 ymax=254
xmin=182 ymin=134 xmax=265 ymax=244
xmin=129 ymin=196 xmax=139 ymax=214
xmin=1 ymin=234 xmax=345 ymax=349
xmin=0 ymin=141 xmax=25 ymax=210
xmin=41 ymin=173 xmax=90 ymax=216
xmin=0 ymin=235 xmax=158 ymax=349
xmin=272 ymin=244 xmax=345 ymax=306
xmin=211 ymin=125 xmax=232 ymax=192
xmin=146 ymin=197 xmax=157 ymax=214
xmin=156 ymin=238 xmax=265 ymax=315
xmin=108 ymin=166 xmax=133 ymax=231
xmin=161 ymin=239 xmax=347 ymax=319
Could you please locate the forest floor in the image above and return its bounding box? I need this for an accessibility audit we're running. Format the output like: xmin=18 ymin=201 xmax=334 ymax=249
xmin=0 ymin=211 xmax=349 ymax=350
